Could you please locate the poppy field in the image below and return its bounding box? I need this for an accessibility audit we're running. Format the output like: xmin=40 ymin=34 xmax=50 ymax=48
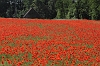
xmin=0 ymin=18 xmax=100 ymax=66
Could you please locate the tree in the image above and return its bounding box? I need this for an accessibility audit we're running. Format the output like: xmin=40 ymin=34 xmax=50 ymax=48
xmin=75 ymin=0 xmax=89 ymax=19
xmin=0 ymin=0 xmax=10 ymax=17
xmin=89 ymin=0 xmax=100 ymax=20
xmin=55 ymin=0 xmax=65 ymax=19
xmin=31 ymin=0 xmax=57 ymax=19
xmin=0 ymin=0 xmax=99 ymax=20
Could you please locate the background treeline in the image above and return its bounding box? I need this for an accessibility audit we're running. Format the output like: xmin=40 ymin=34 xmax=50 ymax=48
xmin=0 ymin=0 xmax=100 ymax=20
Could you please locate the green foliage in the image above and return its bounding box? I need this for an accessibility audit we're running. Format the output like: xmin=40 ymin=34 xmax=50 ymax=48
xmin=55 ymin=0 xmax=100 ymax=20
xmin=55 ymin=0 xmax=65 ymax=19
xmin=0 ymin=0 xmax=100 ymax=20
xmin=0 ymin=0 xmax=10 ymax=17
xmin=88 ymin=0 xmax=100 ymax=20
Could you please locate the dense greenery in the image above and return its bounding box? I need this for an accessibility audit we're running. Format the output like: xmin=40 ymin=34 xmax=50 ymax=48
xmin=0 ymin=0 xmax=100 ymax=20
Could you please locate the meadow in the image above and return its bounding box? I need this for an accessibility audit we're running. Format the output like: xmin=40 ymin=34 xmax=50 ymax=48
xmin=0 ymin=18 xmax=100 ymax=66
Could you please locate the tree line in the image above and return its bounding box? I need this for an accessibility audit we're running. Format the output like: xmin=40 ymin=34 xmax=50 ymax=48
xmin=0 ymin=0 xmax=100 ymax=20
